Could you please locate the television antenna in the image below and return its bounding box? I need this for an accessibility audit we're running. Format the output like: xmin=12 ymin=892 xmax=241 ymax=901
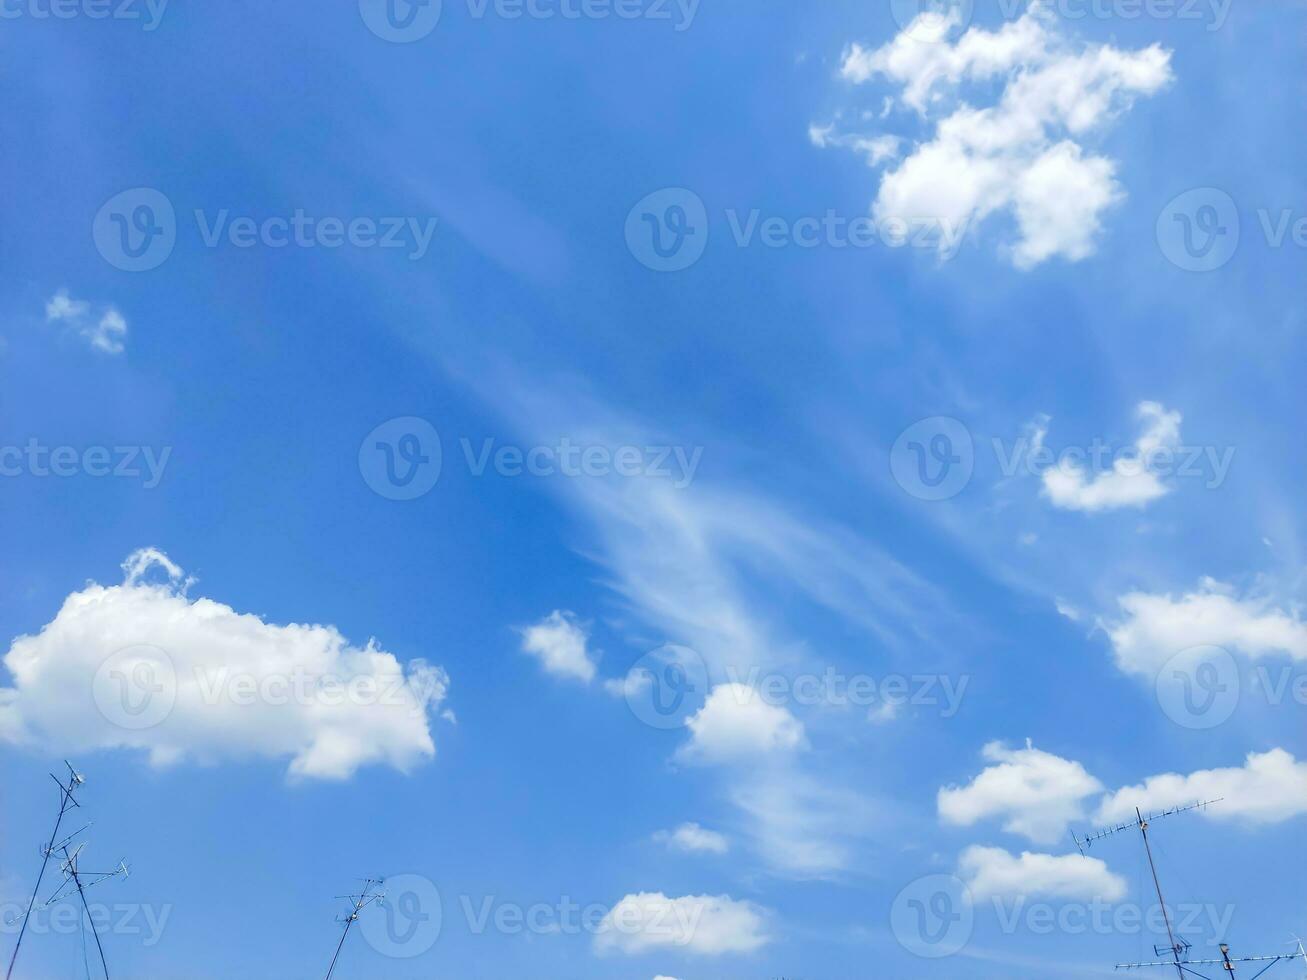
xmin=1071 ymin=799 xmax=1306 ymax=979
xmin=322 ymin=878 xmax=385 ymax=980
xmin=5 ymin=761 xmax=86 ymax=980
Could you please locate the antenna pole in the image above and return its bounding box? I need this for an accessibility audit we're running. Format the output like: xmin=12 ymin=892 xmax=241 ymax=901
xmin=5 ymin=764 xmax=83 ymax=980
xmin=63 ymin=846 xmax=111 ymax=980
xmin=1136 ymin=807 xmax=1183 ymax=980
xmin=323 ymin=879 xmax=383 ymax=980
xmin=322 ymin=915 xmax=355 ymax=980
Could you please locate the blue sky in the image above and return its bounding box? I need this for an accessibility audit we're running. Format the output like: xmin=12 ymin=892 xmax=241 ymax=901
xmin=3 ymin=1 xmax=1307 ymax=977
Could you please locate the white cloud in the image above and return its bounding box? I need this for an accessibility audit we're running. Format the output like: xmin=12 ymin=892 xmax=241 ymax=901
xmin=594 ymin=892 xmax=770 ymax=956
xmin=654 ymin=822 xmax=730 ymax=855
xmin=45 ymin=290 xmax=91 ymax=322
xmin=0 ymin=549 xmax=449 ymax=780
xmin=1105 ymin=579 xmax=1307 ymax=675
xmin=519 ymin=610 xmax=597 ymax=683
xmin=1054 ymin=598 xmax=1082 ymax=622
xmin=45 ymin=289 xmax=128 ymax=354
xmin=958 ymin=846 xmax=1126 ymax=902
xmin=679 ymin=684 xmax=806 ymax=765
xmin=809 ymin=124 xmax=901 ymax=166
xmin=1097 ymin=750 xmax=1307 ymax=827
xmin=939 ymin=740 xmax=1103 ymax=845
xmin=730 ymin=770 xmax=871 ymax=877
xmin=831 ymin=3 xmax=1172 ymax=266
xmin=1041 ymin=402 xmax=1181 ymax=512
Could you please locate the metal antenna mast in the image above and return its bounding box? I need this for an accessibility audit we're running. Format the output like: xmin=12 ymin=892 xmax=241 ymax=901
xmin=1072 ymin=799 xmax=1307 ymax=979
xmin=6 ymin=841 xmax=130 ymax=980
xmin=60 ymin=843 xmax=121 ymax=980
xmin=323 ymin=878 xmax=385 ymax=980
xmin=5 ymin=761 xmax=85 ymax=980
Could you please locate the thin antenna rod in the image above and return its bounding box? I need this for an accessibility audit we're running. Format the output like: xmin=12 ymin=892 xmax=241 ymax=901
xmin=1135 ymin=807 xmax=1184 ymax=980
xmin=63 ymin=846 xmax=110 ymax=980
xmin=323 ymin=879 xmax=384 ymax=980
xmin=322 ymin=917 xmax=354 ymax=980
xmin=5 ymin=762 xmax=84 ymax=980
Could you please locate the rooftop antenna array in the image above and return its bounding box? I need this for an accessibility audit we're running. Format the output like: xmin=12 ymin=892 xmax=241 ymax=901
xmin=4 ymin=763 xmax=129 ymax=980
xmin=6 ymin=761 xmax=85 ymax=980
xmin=1071 ymin=799 xmax=1306 ymax=979
xmin=322 ymin=878 xmax=385 ymax=980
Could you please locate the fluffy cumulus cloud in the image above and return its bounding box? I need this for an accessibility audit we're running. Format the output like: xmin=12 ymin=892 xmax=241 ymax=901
xmin=45 ymin=289 xmax=128 ymax=354
xmin=1105 ymin=579 xmax=1307 ymax=675
xmin=654 ymin=822 xmax=730 ymax=855
xmin=1098 ymin=750 xmax=1307 ymax=826
xmin=958 ymin=846 xmax=1126 ymax=902
xmin=1041 ymin=402 xmax=1181 ymax=512
xmin=519 ymin=610 xmax=597 ymax=683
xmin=938 ymin=740 xmax=1103 ymax=845
xmin=0 ymin=549 xmax=450 ymax=780
xmin=593 ymin=892 xmax=770 ymax=956
xmin=828 ymin=2 xmax=1172 ymax=266
xmin=679 ymin=684 xmax=806 ymax=764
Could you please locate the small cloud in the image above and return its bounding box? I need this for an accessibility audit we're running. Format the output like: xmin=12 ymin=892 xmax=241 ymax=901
xmin=518 ymin=610 xmax=597 ymax=683
xmin=868 ymin=700 xmax=900 ymax=725
xmin=1105 ymin=579 xmax=1307 ymax=675
xmin=593 ymin=892 xmax=770 ymax=956
xmin=654 ymin=822 xmax=730 ymax=855
xmin=678 ymin=684 xmax=805 ymax=765
xmin=958 ymin=846 xmax=1126 ymax=902
xmin=45 ymin=290 xmax=128 ymax=355
xmin=1054 ymin=597 xmax=1081 ymax=622
xmin=831 ymin=4 xmax=1172 ymax=266
xmin=1041 ymin=402 xmax=1182 ymax=512
xmin=939 ymin=740 xmax=1103 ymax=845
